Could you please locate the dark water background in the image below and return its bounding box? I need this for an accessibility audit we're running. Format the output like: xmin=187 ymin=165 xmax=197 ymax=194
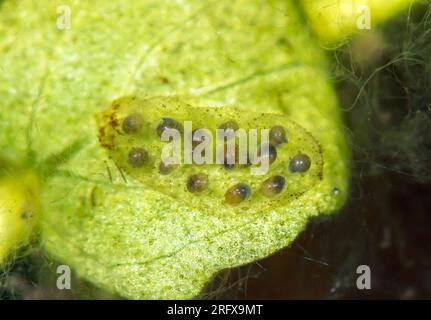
xmin=216 ymin=3 xmax=431 ymax=299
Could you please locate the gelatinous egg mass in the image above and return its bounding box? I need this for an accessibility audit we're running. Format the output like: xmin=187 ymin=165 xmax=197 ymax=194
xmin=159 ymin=161 xmax=178 ymax=175
xmin=127 ymin=148 xmax=149 ymax=168
xmin=97 ymin=96 xmax=324 ymax=212
xmin=187 ymin=173 xmax=209 ymax=193
xmin=156 ymin=117 xmax=183 ymax=138
xmin=269 ymin=125 xmax=288 ymax=146
xmin=122 ymin=113 xmax=144 ymax=134
xmin=289 ymin=154 xmax=311 ymax=173
xmin=219 ymin=120 xmax=240 ymax=132
xmin=225 ymin=183 xmax=251 ymax=205
xmin=258 ymin=143 xmax=277 ymax=165
xmin=260 ymin=175 xmax=286 ymax=198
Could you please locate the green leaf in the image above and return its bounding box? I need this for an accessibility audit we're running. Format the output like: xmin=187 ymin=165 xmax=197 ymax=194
xmin=0 ymin=0 xmax=349 ymax=299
